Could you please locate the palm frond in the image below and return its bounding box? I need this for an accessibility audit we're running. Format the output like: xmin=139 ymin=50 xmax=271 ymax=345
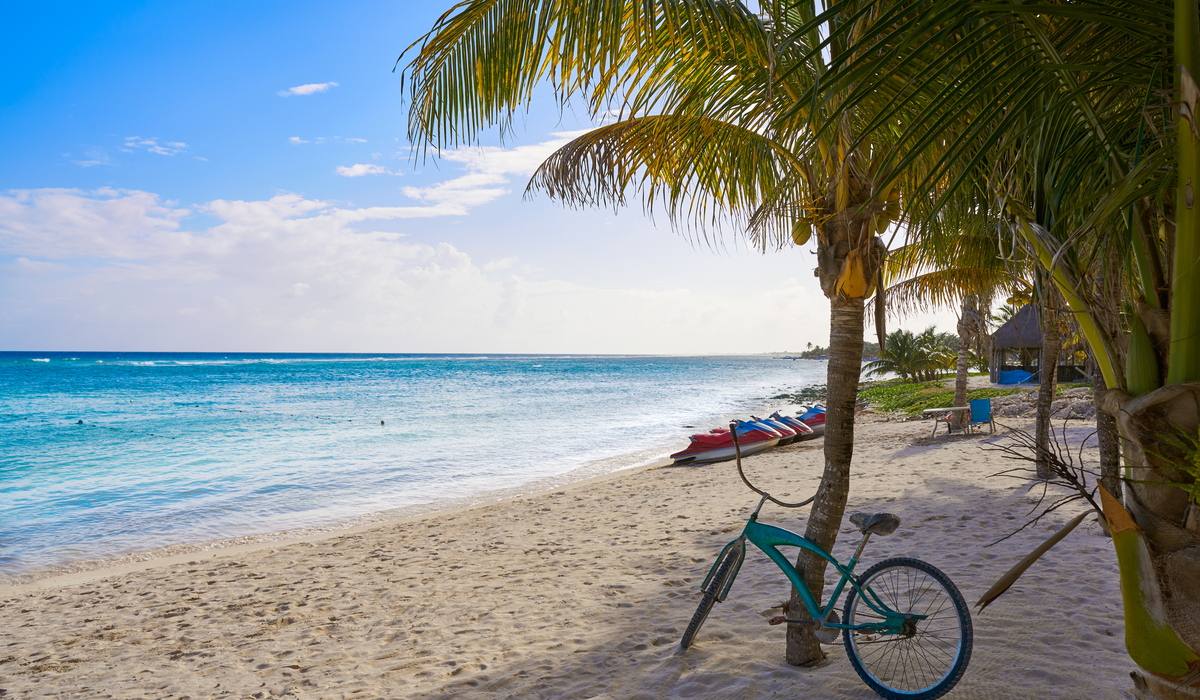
xmin=400 ymin=0 xmax=779 ymax=153
xmin=886 ymin=268 xmax=1023 ymax=317
xmin=526 ymin=114 xmax=809 ymax=241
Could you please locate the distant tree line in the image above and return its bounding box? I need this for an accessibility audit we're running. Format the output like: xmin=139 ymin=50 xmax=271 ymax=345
xmin=797 ymin=340 xmax=881 ymax=359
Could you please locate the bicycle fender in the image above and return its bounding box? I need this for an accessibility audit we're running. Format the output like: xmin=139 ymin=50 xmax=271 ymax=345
xmin=717 ymin=542 xmax=746 ymax=602
xmin=701 ymin=538 xmax=742 ymax=590
xmin=702 ymin=538 xmax=746 ymax=602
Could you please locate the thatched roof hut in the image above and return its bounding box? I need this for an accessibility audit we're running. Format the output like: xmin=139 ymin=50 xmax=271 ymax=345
xmin=992 ymin=304 xmax=1041 ymax=349
xmin=991 ymin=305 xmax=1041 ymax=383
xmin=989 ymin=304 xmax=1089 ymax=384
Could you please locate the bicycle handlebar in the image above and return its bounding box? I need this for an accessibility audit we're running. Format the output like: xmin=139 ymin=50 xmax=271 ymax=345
xmin=730 ymin=421 xmax=815 ymax=509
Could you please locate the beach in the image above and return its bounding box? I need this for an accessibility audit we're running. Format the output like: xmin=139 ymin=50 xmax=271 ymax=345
xmin=0 ymin=414 xmax=1131 ymax=699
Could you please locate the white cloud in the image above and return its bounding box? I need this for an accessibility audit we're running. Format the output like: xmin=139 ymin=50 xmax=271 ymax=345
xmin=339 ymin=137 xmax=367 ymax=144
xmin=401 ymin=131 xmax=587 ymax=209
xmin=335 ymin=163 xmax=388 ymax=177
xmin=7 ymin=257 xmax=67 ymax=275
xmin=1 ymin=132 xmax=861 ymax=352
xmin=0 ymin=185 xmax=836 ymax=353
xmin=483 ymin=256 xmax=518 ymax=272
xmin=0 ymin=188 xmax=191 ymax=259
xmin=124 ymin=137 xmax=187 ymax=156
xmin=278 ymin=82 xmax=338 ymax=97
xmin=289 ymin=136 xmax=308 ymax=145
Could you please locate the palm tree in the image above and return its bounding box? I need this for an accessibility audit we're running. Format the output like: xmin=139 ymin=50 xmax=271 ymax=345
xmin=808 ymin=1 xmax=1199 ymax=695
xmin=904 ymin=326 xmax=955 ymax=381
xmin=1033 ymin=277 xmax=1062 ymax=479
xmin=861 ymin=329 xmax=940 ymax=382
xmin=883 ymin=229 xmax=1031 ymax=425
xmin=951 ymin=294 xmax=989 ymax=426
xmin=399 ymin=0 xmax=917 ymax=666
xmin=991 ymin=303 xmax=1019 ymax=326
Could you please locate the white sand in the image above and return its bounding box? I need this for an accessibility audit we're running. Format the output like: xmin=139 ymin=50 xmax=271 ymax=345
xmin=0 ymin=416 xmax=1132 ymax=699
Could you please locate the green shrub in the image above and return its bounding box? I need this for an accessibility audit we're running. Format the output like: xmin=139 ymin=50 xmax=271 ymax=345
xmin=858 ymin=379 xmax=1017 ymax=416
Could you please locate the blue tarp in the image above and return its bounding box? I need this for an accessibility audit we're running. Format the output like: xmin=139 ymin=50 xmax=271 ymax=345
xmin=998 ymin=369 xmax=1039 ymax=385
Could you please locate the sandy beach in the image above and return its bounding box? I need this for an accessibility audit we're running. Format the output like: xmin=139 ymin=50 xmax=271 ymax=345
xmin=0 ymin=415 xmax=1131 ymax=699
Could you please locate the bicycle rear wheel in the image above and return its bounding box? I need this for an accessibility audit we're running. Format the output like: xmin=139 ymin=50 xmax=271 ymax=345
xmin=680 ymin=551 xmax=738 ymax=649
xmin=842 ymin=557 xmax=972 ymax=700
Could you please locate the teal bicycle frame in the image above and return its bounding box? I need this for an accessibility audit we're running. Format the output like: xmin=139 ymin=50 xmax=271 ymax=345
xmin=702 ymin=494 xmax=915 ymax=636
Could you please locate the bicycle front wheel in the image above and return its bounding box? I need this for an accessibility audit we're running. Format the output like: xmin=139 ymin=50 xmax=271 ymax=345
xmin=842 ymin=557 xmax=972 ymax=700
xmin=680 ymin=551 xmax=738 ymax=649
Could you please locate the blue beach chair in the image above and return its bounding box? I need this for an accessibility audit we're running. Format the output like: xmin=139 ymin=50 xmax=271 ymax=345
xmin=967 ymin=398 xmax=995 ymax=434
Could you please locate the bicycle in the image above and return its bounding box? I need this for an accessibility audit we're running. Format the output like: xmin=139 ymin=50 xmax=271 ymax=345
xmin=680 ymin=422 xmax=973 ymax=700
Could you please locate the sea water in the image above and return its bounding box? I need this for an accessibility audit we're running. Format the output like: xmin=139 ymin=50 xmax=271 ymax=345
xmin=0 ymin=352 xmax=825 ymax=579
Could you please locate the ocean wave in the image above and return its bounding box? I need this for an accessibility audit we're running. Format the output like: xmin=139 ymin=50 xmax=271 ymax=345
xmin=31 ymin=358 xmax=50 ymax=362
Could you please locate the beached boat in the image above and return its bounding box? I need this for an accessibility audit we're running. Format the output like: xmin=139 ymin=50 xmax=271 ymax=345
xmin=770 ymin=412 xmax=816 ymax=441
xmin=670 ymin=420 xmax=781 ymax=464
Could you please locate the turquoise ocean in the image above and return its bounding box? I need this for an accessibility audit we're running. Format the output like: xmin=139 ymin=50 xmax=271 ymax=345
xmin=0 ymin=352 xmax=825 ymax=580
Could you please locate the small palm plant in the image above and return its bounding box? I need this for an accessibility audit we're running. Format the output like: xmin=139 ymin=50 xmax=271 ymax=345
xmin=861 ymin=329 xmax=940 ymax=382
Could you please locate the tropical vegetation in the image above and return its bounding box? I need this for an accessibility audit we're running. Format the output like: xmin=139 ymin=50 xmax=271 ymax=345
xmin=858 ymin=379 xmax=1087 ymax=417
xmin=859 ymin=380 xmax=1014 ymax=415
xmin=803 ymin=0 xmax=1200 ymax=695
xmin=400 ymin=0 xmax=1200 ymax=694
xmin=861 ymin=327 xmax=956 ymax=382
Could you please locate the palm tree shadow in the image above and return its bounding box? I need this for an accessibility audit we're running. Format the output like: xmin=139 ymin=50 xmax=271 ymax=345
xmin=406 ymin=470 xmax=1122 ymax=700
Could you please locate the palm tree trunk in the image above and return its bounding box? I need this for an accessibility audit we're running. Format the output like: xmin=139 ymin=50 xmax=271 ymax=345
xmin=785 ymin=297 xmax=864 ymax=666
xmin=951 ymin=296 xmax=975 ymax=430
xmin=1093 ymin=369 xmax=1121 ymax=501
xmin=1035 ymin=286 xmax=1061 ymax=479
xmin=1115 ymin=7 xmax=1200 ymax=693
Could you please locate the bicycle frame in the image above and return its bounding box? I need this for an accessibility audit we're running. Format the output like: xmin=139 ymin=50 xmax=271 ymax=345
xmin=702 ymin=503 xmax=913 ymax=635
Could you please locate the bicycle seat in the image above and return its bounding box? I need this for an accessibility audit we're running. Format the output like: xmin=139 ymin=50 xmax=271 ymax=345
xmin=850 ymin=512 xmax=900 ymax=536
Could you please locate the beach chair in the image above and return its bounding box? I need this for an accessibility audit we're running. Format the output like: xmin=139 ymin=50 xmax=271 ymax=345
xmin=967 ymin=398 xmax=995 ymax=434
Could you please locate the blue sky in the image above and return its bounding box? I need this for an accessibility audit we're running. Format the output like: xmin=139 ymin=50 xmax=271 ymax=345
xmin=0 ymin=0 xmax=954 ymax=353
